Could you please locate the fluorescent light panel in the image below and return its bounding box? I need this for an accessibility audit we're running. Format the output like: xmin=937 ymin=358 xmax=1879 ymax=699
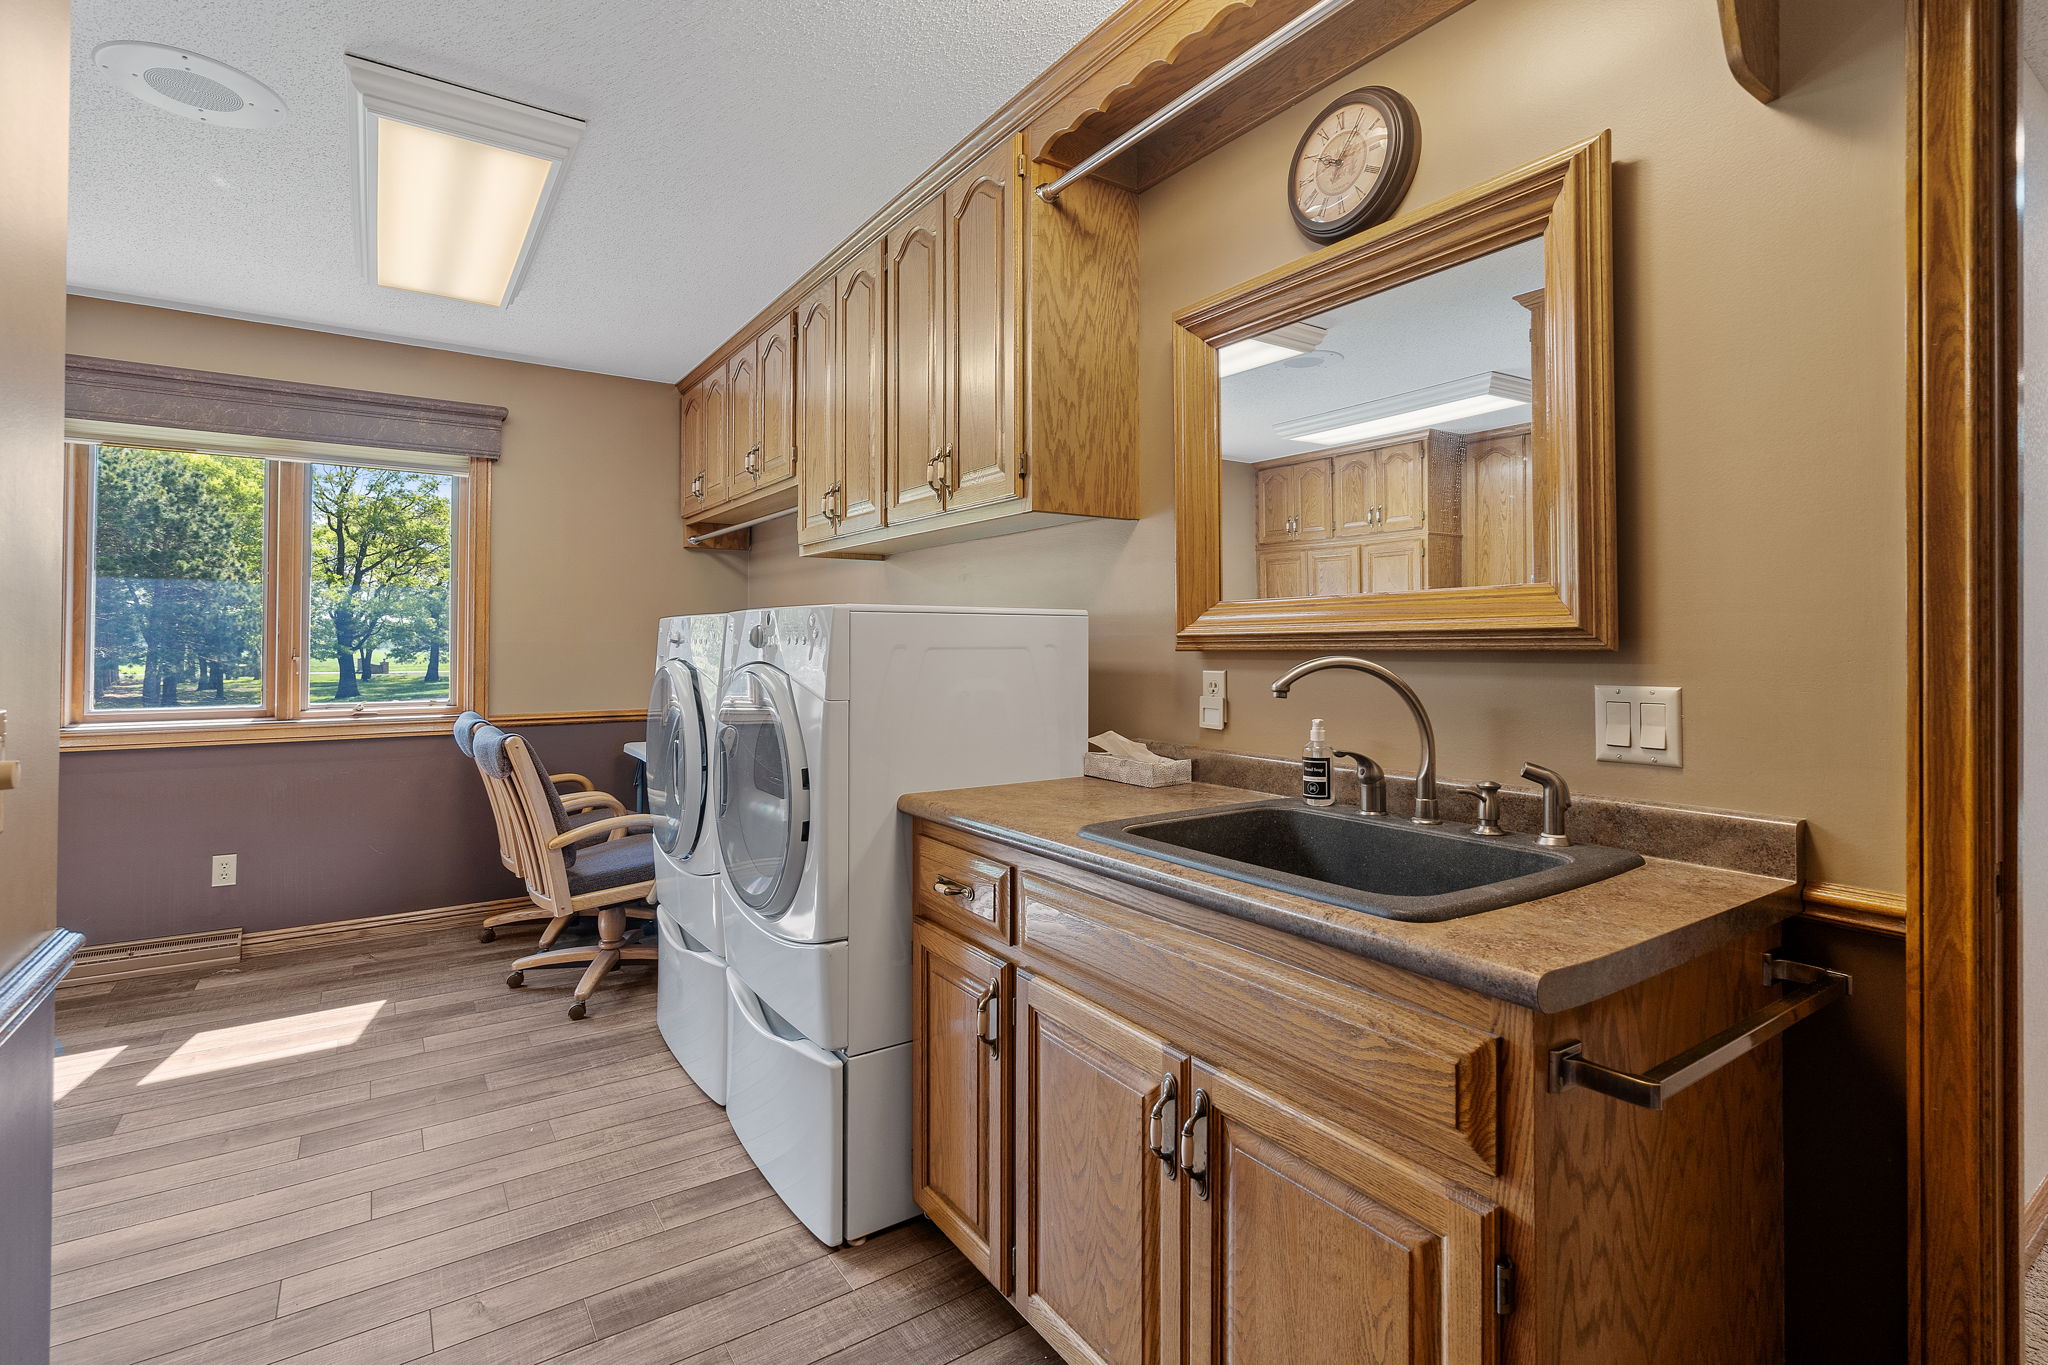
xmin=1217 ymin=321 xmax=1328 ymax=377
xmin=344 ymin=56 xmax=584 ymax=308
xmin=1279 ymin=371 xmax=1533 ymax=445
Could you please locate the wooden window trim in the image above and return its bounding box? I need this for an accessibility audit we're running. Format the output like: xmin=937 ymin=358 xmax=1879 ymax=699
xmin=61 ymin=443 xmax=490 ymax=751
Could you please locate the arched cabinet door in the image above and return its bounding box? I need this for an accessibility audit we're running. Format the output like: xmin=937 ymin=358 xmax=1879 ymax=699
xmin=795 ymin=277 xmax=839 ymax=547
xmin=835 ymin=239 xmax=888 ymax=538
xmin=945 ymin=134 xmax=1025 ymax=512
xmin=886 ymin=196 xmax=948 ymax=526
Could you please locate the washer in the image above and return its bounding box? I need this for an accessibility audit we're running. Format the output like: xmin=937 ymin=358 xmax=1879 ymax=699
xmin=716 ymin=604 xmax=1087 ymax=1244
xmin=647 ymin=613 xmax=731 ymax=1104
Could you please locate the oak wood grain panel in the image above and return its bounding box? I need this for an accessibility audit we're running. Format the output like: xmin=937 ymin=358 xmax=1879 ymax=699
xmin=946 ymin=135 xmax=1026 ymax=513
xmin=837 ymin=236 xmax=890 ymax=539
xmin=1186 ymin=1062 xmax=1498 ymax=1365
xmin=755 ymin=316 xmax=798 ymax=488
xmin=1012 ymin=974 xmax=1181 ymax=1365
xmin=1018 ymin=873 xmax=1499 ymax=1175
xmin=887 ymin=194 xmax=949 ymax=527
xmin=915 ymin=832 xmax=1017 ymax=943
xmin=914 ymin=922 xmax=1011 ymax=1292
xmin=795 ymin=276 xmax=840 ymax=546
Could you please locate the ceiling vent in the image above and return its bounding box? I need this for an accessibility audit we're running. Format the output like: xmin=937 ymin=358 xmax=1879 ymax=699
xmin=93 ymin=42 xmax=286 ymax=129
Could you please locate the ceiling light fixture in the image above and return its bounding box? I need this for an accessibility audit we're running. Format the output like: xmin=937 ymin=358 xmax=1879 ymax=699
xmin=94 ymin=42 xmax=286 ymax=129
xmin=1217 ymin=321 xmax=1328 ymax=378
xmin=1278 ymin=371 xmax=1533 ymax=445
xmin=343 ymin=55 xmax=584 ymax=308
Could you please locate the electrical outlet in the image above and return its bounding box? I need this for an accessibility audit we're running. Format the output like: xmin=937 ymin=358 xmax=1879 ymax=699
xmin=1199 ymin=670 xmax=1228 ymax=730
xmin=211 ymin=854 xmax=237 ymax=888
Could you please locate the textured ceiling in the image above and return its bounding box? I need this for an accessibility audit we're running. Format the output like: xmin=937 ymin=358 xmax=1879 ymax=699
xmin=69 ymin=0 xmax=1124 ymax=382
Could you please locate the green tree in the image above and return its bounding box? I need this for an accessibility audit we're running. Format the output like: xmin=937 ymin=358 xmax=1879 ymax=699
xmin=309 ymin=466 xmax=451 ymax=701
xmin=91 ymin=447 xmax=264 ymax=708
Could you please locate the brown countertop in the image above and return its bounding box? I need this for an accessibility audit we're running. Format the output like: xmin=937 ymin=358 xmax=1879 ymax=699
xmin=899 ymin=777 xmax=1801 ymax=1014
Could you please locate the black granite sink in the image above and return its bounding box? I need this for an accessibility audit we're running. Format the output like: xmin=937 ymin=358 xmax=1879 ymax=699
xmin=1078 ymin=798 xmax=1644 ymax=923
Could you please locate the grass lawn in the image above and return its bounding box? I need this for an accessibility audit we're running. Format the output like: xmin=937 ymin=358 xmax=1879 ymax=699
xmin=95 ymin=660 xmax=450 ymax=709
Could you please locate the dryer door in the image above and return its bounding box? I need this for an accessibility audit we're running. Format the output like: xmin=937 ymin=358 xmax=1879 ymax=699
xmin=715 ymin=662 xmax=811 ymax=922
xmin=647 ymin=659 xmax=711 ymax=866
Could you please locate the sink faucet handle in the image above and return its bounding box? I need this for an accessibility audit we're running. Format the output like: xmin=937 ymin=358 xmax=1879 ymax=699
xmin=1331 ymin=750 xmax=1386 ymax=817
xmin=1520 ymin=763 xmax=1572 ymax=847
xmin=1471 ymin=780 xmax=1505 ymax=836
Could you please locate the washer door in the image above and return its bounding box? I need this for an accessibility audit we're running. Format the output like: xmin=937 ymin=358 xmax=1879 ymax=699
xmin=646 ymin=659 xmax=710 ymax=865
xmin=716 ymin=663 xmax=810 ymax=921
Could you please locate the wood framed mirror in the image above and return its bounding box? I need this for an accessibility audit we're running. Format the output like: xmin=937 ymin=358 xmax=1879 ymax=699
xmin=1173 ymin=132 xmax=1616 ymax=650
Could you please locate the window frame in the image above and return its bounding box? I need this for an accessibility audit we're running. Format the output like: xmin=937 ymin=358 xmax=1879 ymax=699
xmin=61 ymin=439 xmax=491 ymax=749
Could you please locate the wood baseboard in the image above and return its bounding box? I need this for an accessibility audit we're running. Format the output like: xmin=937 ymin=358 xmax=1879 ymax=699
xmin=63 ymin=929 xmax=242 ymax=986
xmin=242 ymin=896 xmax=532 ymax=957
xmin=1798 ymin=882 xmax=1907 ymax=937
xmin=2027 ymin=1176 xmax=2048 ymax=1273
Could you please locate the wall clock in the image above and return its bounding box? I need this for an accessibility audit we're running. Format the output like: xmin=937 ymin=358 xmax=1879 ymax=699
xmin=1287 ymin=87 xmax=1419 ymax=243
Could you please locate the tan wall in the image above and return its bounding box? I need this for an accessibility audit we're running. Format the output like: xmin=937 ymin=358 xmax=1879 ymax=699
xmin=749 ymin=0 xmax=1909 ymax=890
xmin=64 ymin=297 xmax=749 ymax=715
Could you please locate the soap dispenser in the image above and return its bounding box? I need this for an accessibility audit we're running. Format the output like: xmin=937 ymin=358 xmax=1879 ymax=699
xmin=1302 ymin=718 xmax=1334 ymax=806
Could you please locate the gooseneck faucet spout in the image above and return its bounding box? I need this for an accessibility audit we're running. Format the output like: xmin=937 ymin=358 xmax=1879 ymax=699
xmin=1270 ymin=657 xmax=1441 ymax=824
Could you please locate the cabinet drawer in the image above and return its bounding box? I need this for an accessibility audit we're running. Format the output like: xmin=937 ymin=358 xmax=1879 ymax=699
xmin=913 ymin=834 xmax=1014 ymax=940
xmin=1019 ymin=873 xmax=1499 ymax=1174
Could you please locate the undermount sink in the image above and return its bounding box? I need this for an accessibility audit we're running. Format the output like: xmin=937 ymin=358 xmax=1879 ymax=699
xmin=1078 ymin=799 xmax=1644 ymax=923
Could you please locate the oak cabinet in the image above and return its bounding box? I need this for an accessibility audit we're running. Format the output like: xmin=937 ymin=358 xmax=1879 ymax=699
xmin=681 ymin=316 xmax=800 ymax=531
xmin=679 ymin=367 xmax=731 ymax=516
xmin=1256 ymin=460 xmax=1332 ymax=545
xmin=1013 ymin=972 xmax=1182 ymax=1365
xmin=680 ymin=134 xmax=1137 ymax=555
xmin=1363 ymin=537 xmax=1425 ymax=595
xmin=909 ymin=819 xmax=1789 ymax=1365
xmin=912 ymin=921 xmax=1010 ymax=1291
xmin=1463 ymin=426 xmax=1534 ymax=587
xmin=1246 ymin=433 xmax=1463 ymax=594
xmin=1256 ymin=547 xmax=1306 ymax=600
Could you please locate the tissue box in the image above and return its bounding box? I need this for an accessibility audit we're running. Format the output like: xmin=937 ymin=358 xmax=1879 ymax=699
xmin=1084 ymin=752 xmax=1192 ymax=788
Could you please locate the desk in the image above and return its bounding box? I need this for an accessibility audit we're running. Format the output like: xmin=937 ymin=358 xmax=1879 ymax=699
xmin=623 ymin=740 xmax=647 ymax=813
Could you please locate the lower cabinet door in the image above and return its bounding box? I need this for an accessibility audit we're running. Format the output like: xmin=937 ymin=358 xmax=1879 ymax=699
xmin=1014 ymin=973 xmax=1184 ymax=1365
xmin=912 ymin=921 xmax=1009 ymax=1289
xmin=1184 ymin=1061 xmax=1500 ymax=1365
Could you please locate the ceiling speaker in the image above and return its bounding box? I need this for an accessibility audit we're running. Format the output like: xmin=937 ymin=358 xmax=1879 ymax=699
xmin=93 ymin=42 xmax=286 ymax=129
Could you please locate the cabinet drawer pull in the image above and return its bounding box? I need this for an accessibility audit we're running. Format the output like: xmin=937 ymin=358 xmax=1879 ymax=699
xmin=690 ymin=474 xmax=704 ymax=498
xmin=1548 ymin=955 xmax=1850 ymax=1111
xmin=1146 ymin=1073 xmax=1179 ymax=1180
xmin=1176 ymin=1087 xmax=1211 ymax=1200
xmin=931 ymin=875 xmax=974 ymax=901
xmin=973 ymin=977 xmax=1000 ymax=1053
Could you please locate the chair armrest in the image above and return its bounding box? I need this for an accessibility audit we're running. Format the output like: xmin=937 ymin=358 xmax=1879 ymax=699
xmin=547 ymin=814 xmax=655 ymax=848
xmin=549 ymin=772 xmax=596 ymax=792
xmin=559 ymin=791 xmax=627 ymax=817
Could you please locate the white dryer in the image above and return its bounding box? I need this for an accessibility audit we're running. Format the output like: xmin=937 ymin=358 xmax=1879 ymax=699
xmin=647 ymin=613 xmax=731 ymax=1104
xmin=716 ymin=604 xmax=1088 ymax=1244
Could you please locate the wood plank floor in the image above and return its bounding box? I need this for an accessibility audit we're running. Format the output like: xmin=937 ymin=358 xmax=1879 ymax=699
xmin=51 ymin=922 xmax=1054 ymax=1365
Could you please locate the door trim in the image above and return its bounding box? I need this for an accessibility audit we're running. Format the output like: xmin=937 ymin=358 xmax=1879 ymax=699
xmin=1907 ymin=1 xmax=2022 ymax=1360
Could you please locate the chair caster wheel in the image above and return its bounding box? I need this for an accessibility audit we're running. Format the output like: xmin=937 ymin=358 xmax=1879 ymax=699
xmin=479 ymin=927 xmax=496 ymax=943
xmin=568 ymin=1001 xmax=587 ymax=1021
xmin=506 ymin=970 xmax=525 ymax=988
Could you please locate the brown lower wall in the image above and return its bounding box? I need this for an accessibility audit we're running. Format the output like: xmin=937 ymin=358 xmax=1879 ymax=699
xmin=57 ymin=721 xmax=644 ymax=944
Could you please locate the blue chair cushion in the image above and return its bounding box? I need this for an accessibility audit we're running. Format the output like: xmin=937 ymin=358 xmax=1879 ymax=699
xmin=565 ymin=832 xmax=656 ymax=896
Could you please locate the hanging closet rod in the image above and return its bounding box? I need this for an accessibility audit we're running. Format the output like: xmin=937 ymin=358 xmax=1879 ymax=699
xmin=686 ymin=504 xmax=797 ymax=546
xmin=1037 ymin=0 xmax=1358 ymax=204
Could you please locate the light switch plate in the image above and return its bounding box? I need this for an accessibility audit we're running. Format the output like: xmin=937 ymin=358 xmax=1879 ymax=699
xmin=1198 ymin=670 xmax=1227 ymax=730
xmin=1594 ymin=685 xmax=1682 ymax=767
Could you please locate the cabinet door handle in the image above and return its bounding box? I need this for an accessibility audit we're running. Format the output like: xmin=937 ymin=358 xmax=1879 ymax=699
xmin=1176 ymin=1087 xmax=1211 ymax=1200
xmin=1146 ymin=1073 xmax=1179 ymax=1180
xmin=973 ymin=977 xmax=1000 ymax=1053
xmin=931 ymin=875 xmax=973 ymax=901
xmin=690 ymin=474 xmax=704 ymax=499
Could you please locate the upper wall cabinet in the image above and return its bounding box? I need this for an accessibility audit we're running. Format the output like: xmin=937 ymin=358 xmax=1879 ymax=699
xmin=680 ymin=314 xmax=798 ymax=527
xmin=682 ymin=133 xmax=1139 ymax=555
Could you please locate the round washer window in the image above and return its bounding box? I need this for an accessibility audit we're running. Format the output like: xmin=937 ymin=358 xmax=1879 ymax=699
xmin=646 ymin=661 xmax=707 ymax=861
xmin=715 ymin=664 xmax=809 ymax=918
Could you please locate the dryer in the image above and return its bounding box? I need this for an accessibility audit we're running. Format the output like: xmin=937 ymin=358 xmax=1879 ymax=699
xmin=715 ymin=604 xmax=1087 ymax=1244
xmin=647 ymin=612 xmax=732 ymax=1104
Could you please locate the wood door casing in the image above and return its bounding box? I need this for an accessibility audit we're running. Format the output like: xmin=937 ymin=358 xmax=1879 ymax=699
xmin=755 ymin=318 xmax=796 ymax=487
xmin=1185 ymin=1061 xmax=1498 ymax=1365
xmin=946 ymin=137 xmax=1024 ymax=511
xmin=913 ymin=922 xmax=1010 ymax=1291
xmin=837 ymin=238 xmax=887 ymax=537
xmin=887 ymin=195 xmax=948 ymax=525
xmin=1014 ymin=973 xmax=1182 ymax=1365
xmin=795 ymin=280 xmax=838 ymax=546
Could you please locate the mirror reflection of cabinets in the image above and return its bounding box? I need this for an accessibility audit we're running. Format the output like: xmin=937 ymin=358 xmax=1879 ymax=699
xmin=1179 ymin=133 xmax=1616 ymax=650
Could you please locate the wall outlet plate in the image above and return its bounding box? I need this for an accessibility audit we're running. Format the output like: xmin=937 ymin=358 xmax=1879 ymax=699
xmin=1199 ymin=669 xmax=1227 ymax=730
xmin=1594 ymin=685 xmax=1682 ymax=767
xmin=211 ymin=854 xmax=237 ymax=887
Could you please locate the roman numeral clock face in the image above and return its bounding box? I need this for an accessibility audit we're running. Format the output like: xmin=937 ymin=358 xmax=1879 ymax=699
xmin=1287 ymin=87 xmax=1418 ymax=243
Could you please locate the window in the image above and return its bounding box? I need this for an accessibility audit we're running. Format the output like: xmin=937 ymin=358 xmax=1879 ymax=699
xmin=65 ymin=438 xmax=487 ymax=745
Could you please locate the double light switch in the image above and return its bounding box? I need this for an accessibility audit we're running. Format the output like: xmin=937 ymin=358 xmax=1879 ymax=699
xmin=1595 ymin=686 xmax=1682 ymax=767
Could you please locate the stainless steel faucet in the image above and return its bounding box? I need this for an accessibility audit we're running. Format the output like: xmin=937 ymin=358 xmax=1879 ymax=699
xmin=1270 ymin=657 xmax=1440 ymax=824
xmin=1521 ymin=763 xmax=1572 ymax=846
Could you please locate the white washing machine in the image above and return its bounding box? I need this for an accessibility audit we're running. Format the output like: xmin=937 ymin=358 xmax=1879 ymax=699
xmin=648 ymin=613 xmax=731 ymax=1104
xmin=716 ymin=604 xmax=1088 ymax=1244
